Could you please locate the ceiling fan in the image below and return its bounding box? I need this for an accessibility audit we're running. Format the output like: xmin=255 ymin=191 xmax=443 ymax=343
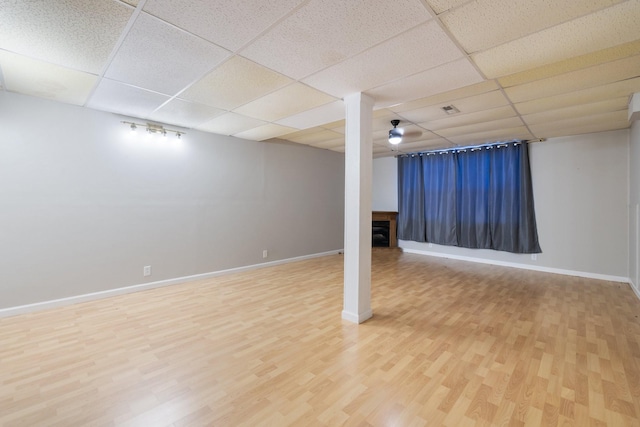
xmin=388 ymin=119 xmax=422 ymax=145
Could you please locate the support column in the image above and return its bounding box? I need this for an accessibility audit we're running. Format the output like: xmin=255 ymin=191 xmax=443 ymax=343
xmin=342 ymin=93 xmax=374 ymax=324
xmin=629 ymin=92 xmax=640 ymax=121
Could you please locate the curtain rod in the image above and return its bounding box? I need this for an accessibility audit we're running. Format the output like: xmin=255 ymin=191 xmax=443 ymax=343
xmin=395 ymin=138 xmax=546 ymax=158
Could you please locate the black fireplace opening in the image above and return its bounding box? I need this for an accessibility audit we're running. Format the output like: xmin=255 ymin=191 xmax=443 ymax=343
xmin=372 ymin=220 xmax=390 ymax=247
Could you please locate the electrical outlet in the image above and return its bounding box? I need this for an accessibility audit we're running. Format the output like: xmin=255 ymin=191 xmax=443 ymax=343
xmin=143 ymin=265 xmax=151 ymax=276
xmin=531 ymin=254 xmax=537 ymax=261
xmin=428 ymin=243 xmax=433 ymax=248
xmin=262 ymin=250 xmax=268 ymax=259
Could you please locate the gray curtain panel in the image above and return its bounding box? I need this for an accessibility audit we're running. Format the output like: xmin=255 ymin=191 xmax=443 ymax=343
xmin=423 ymin=152 xmax=457 ymax=246
xmin=457 ymin=148 xmax=491 ymax=249
xmin=397 ymin=155 xmax=426 ymax=242
xmin=397 ymin=142 xmax=541 ymax=254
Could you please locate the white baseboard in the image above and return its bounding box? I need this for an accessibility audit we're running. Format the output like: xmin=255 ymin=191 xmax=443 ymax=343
xmin=0 ymin=250 xmax=343 ymax=319
xmin=401 ymin=247 xmax=630 ymax=284
xmin=629 ymin=278 xmax=640 ymax=301
xmin=341 ymin=309 xmax=373 ymax=324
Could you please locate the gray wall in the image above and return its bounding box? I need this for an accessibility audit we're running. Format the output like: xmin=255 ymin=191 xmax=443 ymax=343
xmin=630 ymin=119 xmax=640 ymax=292
xmin=373 ymin=130 xmax=630 ymax=279
xmin=0 ymin=91 xmax=345 ymax=309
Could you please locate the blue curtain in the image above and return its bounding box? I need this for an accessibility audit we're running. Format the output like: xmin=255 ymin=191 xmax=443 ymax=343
xmin=457 ymin=148 xmax=491 ymax=248
xmin=397 ymin=155 xmax=425 ymax=242
xmin=397 ymin=142 xmax=541 ymax=254
xmin=423 ymin=152 xmax=457 ymax=245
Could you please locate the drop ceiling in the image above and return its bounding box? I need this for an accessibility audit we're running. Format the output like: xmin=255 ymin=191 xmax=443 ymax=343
xmin=1 ymin=0 xmax=638 ymax=157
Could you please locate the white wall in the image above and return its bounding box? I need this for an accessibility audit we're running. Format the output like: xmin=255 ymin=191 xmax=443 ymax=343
xmin=0 ymin=92 xmax=345 ymax=309
xmin=372 ymin=156 xmax=397 ymax=211
xmin=630 ymin=119 xmax=640 ymax=293
xmin=372 ymin=130 xmax=630 ymax=280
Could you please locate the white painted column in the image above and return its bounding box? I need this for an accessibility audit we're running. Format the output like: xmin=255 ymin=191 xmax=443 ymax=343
xmin=342 ymin=93 xmax=374 ymax=323
xmin=629 ymin=93 xmax=640 ymax=292
xmin=629 ymin=92 xmax=640 ymax=121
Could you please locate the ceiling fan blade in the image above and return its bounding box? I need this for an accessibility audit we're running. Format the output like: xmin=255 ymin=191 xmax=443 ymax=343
xmin=401 ymin=129 xmax=423 ymax=138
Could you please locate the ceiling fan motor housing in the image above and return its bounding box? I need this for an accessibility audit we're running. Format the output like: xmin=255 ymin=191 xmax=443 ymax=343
xmin=389 ymin=120 xmax=402 ymax=144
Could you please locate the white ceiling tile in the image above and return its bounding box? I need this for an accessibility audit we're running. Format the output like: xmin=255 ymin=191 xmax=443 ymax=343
xmin=424 ymin=0 xmax=470 ymax=14
xmin=372 ymin=142 xmax=391 ymax=151
xmin=372 ymin=116 xmax=408 ymax=133
xmin=450 ymin=91 xmax=513 ymax=114
xmin=105 ymin=13 xmax=229 ymax=95
xmin=196 ymin=112 xmax=267 ymax=135
xmin=240 ymin=0 xmax=432 ymax=79
xmin=148 ymin=99 xmax=225 ymax=128
xmin=447 ymin=126 xmax=534 ymax=145
xmin=505 ymin=55 xmax=640 ymax=103
xmin=279 ymin=127 xmax=327 ymax=140
xmin=181 ymin=56 xmax=292 ymax=110
xmin=498 ymin=39 xmax=640 ymax=88
xmin=366 ymin=58 xmax=484 ymax=108
xmin=442 ymin=0 xmax=624 ymax=54
xmin=423 ymin=105 xmax=518 ymax=131
xmin=302 ymin=21 xmax=463 ymax=98
xmin=276 ymin=101 xmax=345 ymax=130
xmin=321 ymin=119 xmax=346 ymax=134
xmin=143 ymin=0 xmax=306 ymax=52
xmin=233 ymin=124 xmax=298 ymax=141
xmin=0 ymin=0 xmax=133 ymax=73
xmin=472 ymin=1 xmax=640 ymax=78
xmin=0 ymin=51 xmax=97 ymax=105
xmin=234 ymin=83 xmax=336 ymax=122
xmin=521 ymin=97 xmax=628 ymax=126
xmin=390 ymin=80 xmax=499 ymax=113
xmin=283 ymin=129 xmax=343 ymax=145
xmin=392 ymin=138 xmax=453 ymax=152
xmin=436 ymin=117 xmax=524 ymax=137
xmin=374 ymin=107 xmax=402 ymax=117
xmin=528 ymin=110 xmax=629 ymax=137
xmin=398 ymin=108 xmax=446 ymax=126
xmin=374 ymin=149 xmax=401 ymax=159
xmin=399 ymin=90 xmax=511 ymax=124
xmin=308 ymin=138 xmax=345 ymax=149
xmin=514 ymin=77 xmax=640 ymax=115
xmin=87 ymin=79 xmax=170 ymax=118
xmin=373 ymin=143 xmax=394 ymax=153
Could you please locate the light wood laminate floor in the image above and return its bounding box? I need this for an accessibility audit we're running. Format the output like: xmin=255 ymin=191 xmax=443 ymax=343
xmin=1 ymin=250 xmax=640 ymax=426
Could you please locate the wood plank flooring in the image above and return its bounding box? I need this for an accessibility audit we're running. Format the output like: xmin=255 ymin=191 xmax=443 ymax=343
xmin=1 ymin=250 xmax=640 ymax=426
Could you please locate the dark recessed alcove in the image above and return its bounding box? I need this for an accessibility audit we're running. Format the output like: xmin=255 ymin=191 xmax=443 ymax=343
xmin=372 ymin=221 xmax=390 ymax=247
xmin=371 ymin=211 xmax=397 ymax=248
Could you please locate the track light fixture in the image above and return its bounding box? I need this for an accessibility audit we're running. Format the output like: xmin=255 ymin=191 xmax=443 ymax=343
xmin=388 ymin=119 xmax=402 ymax=145
xmin=121 ymin=121 xmax=185 ymax=139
